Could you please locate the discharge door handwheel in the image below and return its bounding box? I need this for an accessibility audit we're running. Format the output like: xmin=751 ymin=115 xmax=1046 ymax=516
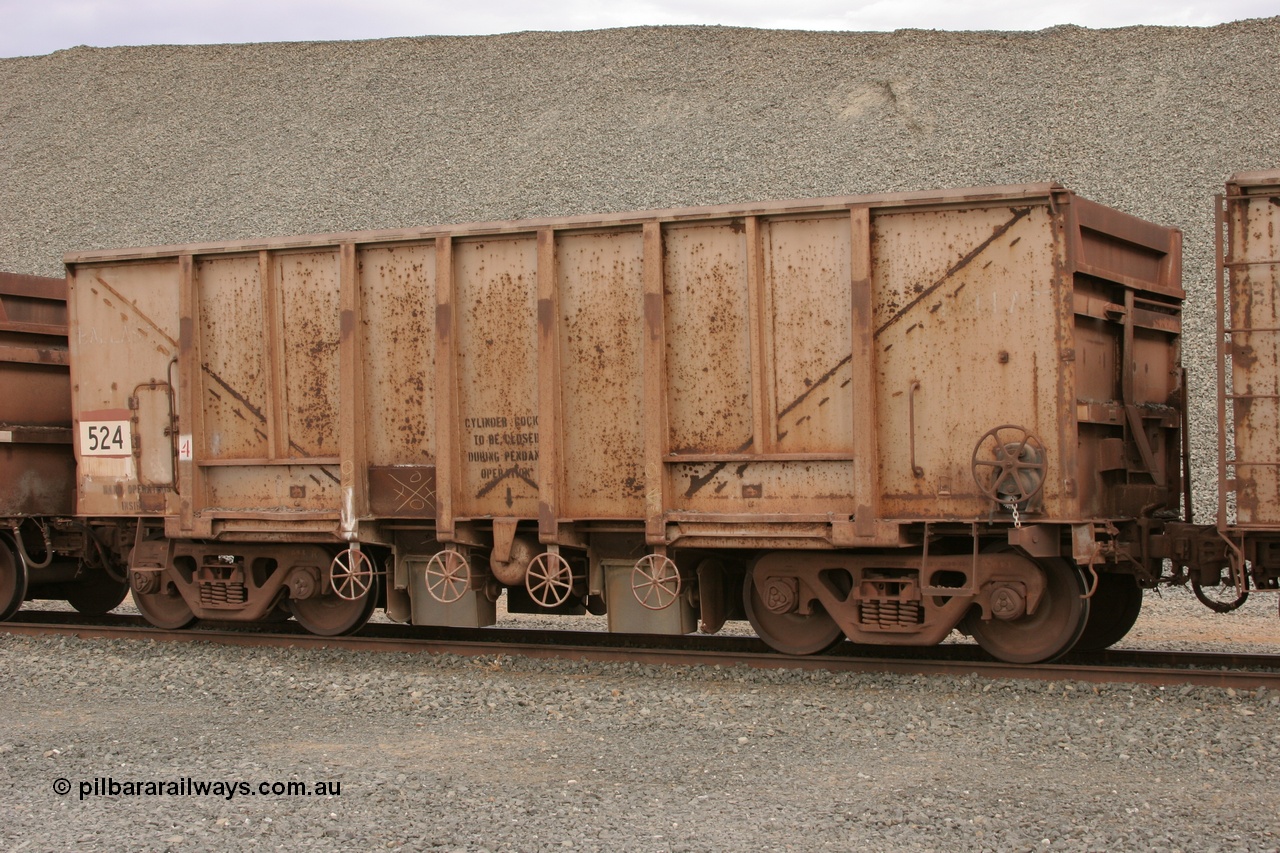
xmin=631 ymin=554 xmax=682 ymax=611
xmin=329 ymin=548 xmax=375 ymax=601
xmin=971 ymin=425 xmax=1047 ymax=507
xmin=423 ymin=549 xmax=471 ymax=604
xmin=525 ymin=552 xmax=574 ymax=608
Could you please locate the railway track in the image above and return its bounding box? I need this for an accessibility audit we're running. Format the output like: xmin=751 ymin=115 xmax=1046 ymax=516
xmin=3 ymin=611 xmax=1277 ymax=689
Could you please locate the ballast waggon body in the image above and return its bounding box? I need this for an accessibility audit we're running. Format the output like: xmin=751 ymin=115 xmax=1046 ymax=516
xmin=57 ymin=180 xmax=1198 ymax=661
xmin=5 ymin=173 xmax=1273 ymax=661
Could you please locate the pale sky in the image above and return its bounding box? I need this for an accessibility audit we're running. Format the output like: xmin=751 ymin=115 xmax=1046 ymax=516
xmin=1 ymin=0 xmax=1275 ymax=58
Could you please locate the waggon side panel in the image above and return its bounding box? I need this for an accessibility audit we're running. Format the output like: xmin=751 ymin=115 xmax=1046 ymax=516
xmin=359 ymin=243 xmax=438 ymax=519
xmin=194 ymin=254 xmax=269 ymax=461
xmin=663 ymin=220 xmax=753 ymax=457
xmin=556 ymin=229 xmax=646 ymax=519
xmin=1223 ymin=170 xmax=1280 ymax=527
xmin=452 ymin=235 xmax=540 ymax=520
xmin=764 ymin=215 xmax=855 ymax=456
xmin=275 ymin=250 xmax=341 ymax=460
xmin=191 ymin=251 xmax=342 ymax=517
xmin=662 ymin=213 xmax=860 ymax=516
xmin=69 ymin=261 xmax=179 ymax=517
xmin=0 ymin=273 xmax=70 ymax=428
xmin=873 ymin=202 xmax=1067 ymax=519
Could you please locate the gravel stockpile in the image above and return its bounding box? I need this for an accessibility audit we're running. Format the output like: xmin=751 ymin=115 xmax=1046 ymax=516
xmin=1 ymin=632 xmax=1277 ymax=853
xmin=2 ymin=20 xmax=1279 ymax=509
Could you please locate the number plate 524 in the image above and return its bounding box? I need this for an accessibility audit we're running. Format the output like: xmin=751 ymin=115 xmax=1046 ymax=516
xmin=79 ymin=420 xmax=132 ymax=457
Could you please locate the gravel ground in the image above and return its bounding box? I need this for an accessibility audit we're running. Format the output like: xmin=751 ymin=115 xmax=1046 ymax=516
xmin=1 ymin=631 xmax=1277 ymax=852
xmin=1110 ymin=587 xmax=1280 ymax=655
xmin=2 ymin=591 xmax=1277 ymax=852
xmin=2 ymin=20 xmax=1280 ymax=511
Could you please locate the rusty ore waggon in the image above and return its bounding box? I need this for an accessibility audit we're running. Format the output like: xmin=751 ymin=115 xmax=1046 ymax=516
xmin=2 ymin=175 xmax=1276 ymax=663
xmin=0 ymin=271 xmax=129 ymax=619
xmin=1208 ymin=170 xmax=1280 ymax=611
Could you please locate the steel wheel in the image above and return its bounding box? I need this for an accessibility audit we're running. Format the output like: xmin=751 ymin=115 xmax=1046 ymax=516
xmin=1073 ymin=572 xmax=1143 ymax=652
xmin=525 ymin=552 xmax=574 ymax=608
xmin=0 ymin=537 xmax=28 ymax=621
xmin=632 ymin=554 xmax=681 ymax=611
xmin=962 ymin=555 xmax=1088 ymax=663
xmin=743 ymin=565 xmax=844 ymax=656
xmin=131 ymin=574 xmax=197 ymax=630
xmin=62 ymin=567 xmax=130 ymax=616
xmin=290 ymin=577 xmax=378 ymax=637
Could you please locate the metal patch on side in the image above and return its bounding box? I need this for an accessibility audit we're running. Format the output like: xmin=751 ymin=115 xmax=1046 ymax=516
xmin=368 ymin=466 xmax=438 ymax=517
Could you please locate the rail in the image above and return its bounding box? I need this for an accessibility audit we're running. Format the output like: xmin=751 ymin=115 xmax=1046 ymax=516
xmin=3 ymin=612 xmax=1277 ymax=690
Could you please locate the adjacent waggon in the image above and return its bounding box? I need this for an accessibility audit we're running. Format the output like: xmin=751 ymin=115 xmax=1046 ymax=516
xmin=1211 ymin=170 xmax=1280 ymax=611
xmin=3 ymin=175 xmax=1277 ymax=663
xmin=0 ymin=272 xmax=128 ymax=620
